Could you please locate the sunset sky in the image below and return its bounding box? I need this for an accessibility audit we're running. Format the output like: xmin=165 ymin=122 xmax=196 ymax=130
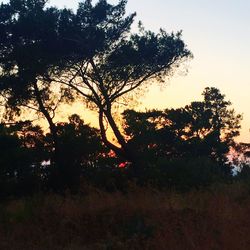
xmin=47 ymin=0 xmax=250 ymax=142
xmin=3 ymin=0 xmax=250 ymax=142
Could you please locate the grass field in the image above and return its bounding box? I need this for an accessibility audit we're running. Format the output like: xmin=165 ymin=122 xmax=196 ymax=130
xmin=0 ymin=182 xmax=250 ymax=250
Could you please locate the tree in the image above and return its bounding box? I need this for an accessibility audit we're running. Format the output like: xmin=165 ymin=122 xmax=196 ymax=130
xmin=0 ymin=0 xmax=192 ymax=173
xmin=200 ymin=87 xmax=242 ymax=162
xmin=0 ymin=121 xmax=46 ymax=197
xmin=0 ymin=0 xmax=80 ymax=165
xmin=122 ymin=87 xmax=242 ymax=164
xmin=166 ymin=88 xmax=242 ymax=162
xmin=46 ymin=0 xmax=192 ymax=170
xmin=46 ymin=114 xmax=106 ymax=190
xmin=122 ymin=109 xmax=177 ymax=161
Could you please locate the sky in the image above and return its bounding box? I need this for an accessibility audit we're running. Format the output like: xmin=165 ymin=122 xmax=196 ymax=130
xmin=46 ymin=0 xmax=250 ymax=142
xmin=3 ymin=0 xmax=250 ymax=142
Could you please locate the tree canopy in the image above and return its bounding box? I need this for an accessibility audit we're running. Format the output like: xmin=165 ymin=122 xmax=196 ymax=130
xmin=0 ymin=0 xmax=192 ymax=167
xmin=47 ymin=0 xmax=192 ymax=165
xmin=122 ymin=87 xmax=242 ymax=163
xmin=1 ymin=1 xmax=244 ymax=194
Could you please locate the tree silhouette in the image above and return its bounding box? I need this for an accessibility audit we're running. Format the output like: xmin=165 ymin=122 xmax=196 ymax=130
xmin=38 ymin=0 xmax=192 ymax=172
xmin=46 ymin=114 xmax=106 ymax=190
xmin=0 ymin=0 xmax=80 ymax=166
xmin=123 ymin=87 xmax=242 ymax=164
xmin=122 ymin=109 xmax=177 ymax=162
xmin=201 ymin=87 xmax=242 ymax=162
xmin=0 ymin=121 xmax=46 ymax=197
xmin=0 ymin=0 xmax=192 ymax=175
xmin=163 ymin=87 xmax=242 ymax=162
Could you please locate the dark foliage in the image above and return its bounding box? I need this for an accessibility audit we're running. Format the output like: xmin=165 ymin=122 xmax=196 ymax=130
xmin=47 ymin=114 xmax=107 ymax=191
xmin=123 ymin=87 xmax=242 ymax=165
xmin=0 ymin=122 xmax=46 ymax=198
xmin=0 ymin=1 xmax=246 ymax=198
xmin=0 ymin=115 xmax=109 ymax=196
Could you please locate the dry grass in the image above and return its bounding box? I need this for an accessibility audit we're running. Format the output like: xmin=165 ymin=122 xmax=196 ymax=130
xmin=0 ymin=182 xmax=250 ymax=250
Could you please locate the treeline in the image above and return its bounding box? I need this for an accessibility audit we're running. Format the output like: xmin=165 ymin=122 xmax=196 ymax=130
xmin=0 ymin=86 xmax=247 ymax=197
xmin=0 ymin=0 xmax=249 ymax=197
xmin=0 ymin=114 xmax=109 ymax=196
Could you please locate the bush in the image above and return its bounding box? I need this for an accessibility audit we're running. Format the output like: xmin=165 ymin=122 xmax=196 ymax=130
xmin=146 ymin=157 xmax=231 ymax=191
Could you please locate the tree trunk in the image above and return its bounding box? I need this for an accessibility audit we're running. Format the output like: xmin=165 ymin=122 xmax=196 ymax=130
xmin=33 ymin=82 xmax=66 ymax=189
xmin=98 ymin=109 xmax=126 ymax=158
xmin=101 ymin=107 xmax=144 ymax=176
xmin=33 ymin=82 xmax=58 ymax=156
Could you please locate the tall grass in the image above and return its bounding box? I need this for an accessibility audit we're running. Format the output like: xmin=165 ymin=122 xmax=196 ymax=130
xmin=0 ymin=182 xmax=250 ymax=250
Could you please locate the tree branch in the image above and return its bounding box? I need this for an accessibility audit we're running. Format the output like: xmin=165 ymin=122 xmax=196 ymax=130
xmin=110 ymin=61 xmax=175 ymax=102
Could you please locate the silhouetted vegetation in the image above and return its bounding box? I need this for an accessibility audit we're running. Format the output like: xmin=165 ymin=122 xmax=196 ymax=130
xmin=0 ymin=0 xmax=192 ymax=176
xmin=0 ymin=87 xmax=244 ymax=195
xmin=0 ymin=0 xmax=248 ymax=194
xmin=0 ymin=1 xmax=250 ymax=249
